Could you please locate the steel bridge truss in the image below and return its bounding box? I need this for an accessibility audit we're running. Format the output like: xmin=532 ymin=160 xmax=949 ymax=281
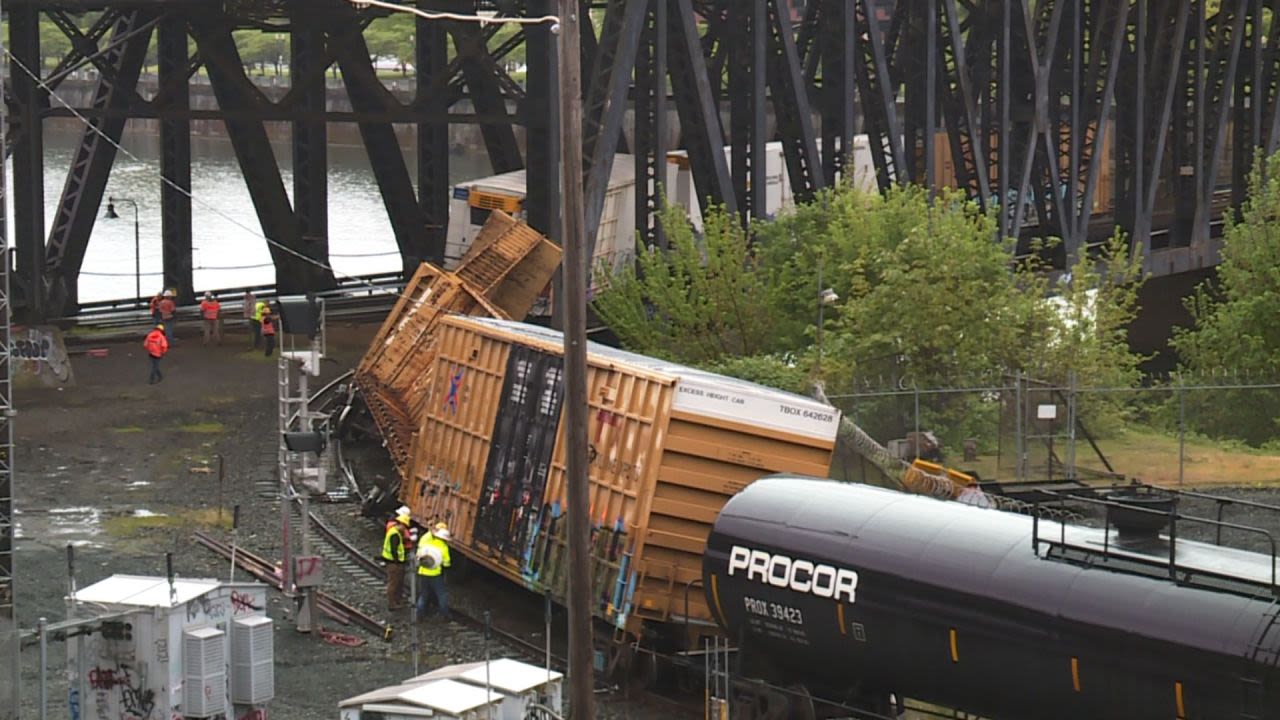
xmin=1 ymin=0 xmax=1276 ymax=317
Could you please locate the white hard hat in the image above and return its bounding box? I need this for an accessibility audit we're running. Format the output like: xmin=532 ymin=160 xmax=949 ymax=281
xmin=418 ymin=543 xmax=444 ymax=569
xmin=396 ymin=505 xmax=411 ymax=517
xmin=434 ymin=528 xmax=452 ymax=541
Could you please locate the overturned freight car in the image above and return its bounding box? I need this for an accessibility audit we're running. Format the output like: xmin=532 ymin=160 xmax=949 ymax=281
xmin=355 ymin=211 xmax=560 ymax=475
xmin=401 ymin=316 xmax=841 ymax=646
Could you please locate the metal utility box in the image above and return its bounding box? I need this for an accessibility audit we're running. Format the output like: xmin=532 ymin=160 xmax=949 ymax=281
xmin=68 ymin=574 xmax=272 ymax=720
xmin=401 ymin=658 xmax=563 ymax=720
xmin=456 ymin=659 xmax=563 ymax=720
xmin=403 ymin=316 xmax=840 ymax=641
xmin=339 ymin=678 xmax=503 ymax=720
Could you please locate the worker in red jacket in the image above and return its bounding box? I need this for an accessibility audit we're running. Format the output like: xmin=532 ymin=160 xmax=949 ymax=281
xmin=261 ymin=307 xmax=277 ymax=357
xmin=199 ymin=292 xmax=222 ymax=346
xmin=144 ymin=323 xmax=169 ymax=384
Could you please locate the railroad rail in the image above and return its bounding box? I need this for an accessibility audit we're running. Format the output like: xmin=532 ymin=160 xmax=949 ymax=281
xmin=192 ymin=529 xmax=392 ymax=640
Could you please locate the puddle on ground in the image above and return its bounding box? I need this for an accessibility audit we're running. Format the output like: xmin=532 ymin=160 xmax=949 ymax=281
xmin=131 ymin=509 xmax=165 ymax=518
xmin=16 ymin=506 xmax=104 ymax=549
xmin=126 ymin=480 xmax=151 ymax=488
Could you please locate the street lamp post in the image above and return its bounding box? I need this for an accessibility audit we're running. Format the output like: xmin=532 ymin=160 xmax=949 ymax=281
xmin=104 ymin=197 xmax=141 ymax=307
xmin=816 ymin=256 xmax=839 ymax=370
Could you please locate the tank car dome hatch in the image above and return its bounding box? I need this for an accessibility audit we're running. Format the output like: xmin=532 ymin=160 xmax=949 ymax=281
xmin=1102 ymin=484 xmax=1178 ymax=539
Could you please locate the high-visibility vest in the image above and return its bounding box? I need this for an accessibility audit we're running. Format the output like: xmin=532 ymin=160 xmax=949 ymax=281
xmin=158 ymin=298 xmax=176 ymax=320
xmin=143 ymin=330 xmax=168 ymax=358
xmin=200 ymin=300 xmax=220 ymax=320
xmin=382 ymin=522 xmax=407 ymax=563
xmin=416 ymin=534 xmax=451 ymax=577
xmin=262 ymin=316 xmax=276 ymax=336
xmin=253 ymin=301 xmax=267 ymax=322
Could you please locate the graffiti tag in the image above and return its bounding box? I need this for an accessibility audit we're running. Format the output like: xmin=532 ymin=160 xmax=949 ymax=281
xmin=185 ymin=594 xmax=226 ymax=622
xmin=88 ymin=666 xmax=131 ymax=691
xmin=230 ymin=590 xmax=261 ymax=615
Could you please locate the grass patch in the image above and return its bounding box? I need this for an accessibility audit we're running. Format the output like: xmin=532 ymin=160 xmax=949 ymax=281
xmin=179 ymin=421 xmax=225 ymax=433
xmin=963 ymin=426 xmax=1280 ymax=488
xmin=111 ymin=426 xmax=146 ymax=433
xmin=105 ymin=508 xmax=232 ymax=537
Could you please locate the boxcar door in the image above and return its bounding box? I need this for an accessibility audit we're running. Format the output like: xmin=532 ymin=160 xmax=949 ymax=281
xmin=473 ymin=345 xmax=565 ymax=557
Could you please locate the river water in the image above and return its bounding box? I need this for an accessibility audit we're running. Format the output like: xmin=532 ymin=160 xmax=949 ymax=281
xmin=27 ymin=122 xmax=492 ymax=303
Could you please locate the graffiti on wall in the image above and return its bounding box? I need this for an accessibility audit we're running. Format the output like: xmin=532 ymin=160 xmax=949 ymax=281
xmin=12 ymin=325 xmax=74 ymax=387
xmin=86 ymin=663 xmax=156 ymax=720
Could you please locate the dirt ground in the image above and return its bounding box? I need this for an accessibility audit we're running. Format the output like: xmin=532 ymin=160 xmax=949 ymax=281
xmin=13 ymin=320 xmax=687 ymax=719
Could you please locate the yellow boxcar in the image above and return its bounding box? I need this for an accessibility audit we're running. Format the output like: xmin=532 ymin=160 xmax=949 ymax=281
xmin=402 ymin=316 xmax=840 ymax=645
xmin=355 ymin=211 xmax=560 ymax=476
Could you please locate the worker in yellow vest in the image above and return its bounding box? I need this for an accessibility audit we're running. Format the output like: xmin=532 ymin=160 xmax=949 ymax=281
xmin=381 ymin=506 xmax=415 ymax=611
xmin=415 ymin=522 xmax=452 ymax=621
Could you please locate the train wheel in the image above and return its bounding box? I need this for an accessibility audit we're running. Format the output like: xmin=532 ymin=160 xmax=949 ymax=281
xmin=786 ymin=684 xmax=817 ymax=720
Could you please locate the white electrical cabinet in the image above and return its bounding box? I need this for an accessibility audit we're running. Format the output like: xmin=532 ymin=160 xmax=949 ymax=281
xmin=231 ymin=615 xmax=275 ymax=704
xmin=345 ymin=658 xmax=563 ymax=720
xmin=183 ymin=627 xmax=226 ymax=717
xmin=340 ymin=678 xmax=503 ymax=720
xmin=68 ymin=574 xmax=272 ymax=720
xmin=456 ymin=658 xmax=563 ymax=720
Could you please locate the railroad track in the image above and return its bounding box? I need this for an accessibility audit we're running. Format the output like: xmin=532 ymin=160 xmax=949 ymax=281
xmin=192 ymin=529 xmax=393 ymax=639
xmin=302 ymin=503 xmax=565 ymax=666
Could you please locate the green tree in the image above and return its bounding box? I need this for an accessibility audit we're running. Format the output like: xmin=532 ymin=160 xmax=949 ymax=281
xmin=365 ymin=14 xmax=415 ymax=76
xmin=595 ymin=181 xmax=1146 ymax=448
xmin=1172 ymin=152 xmax=1280 ymax=445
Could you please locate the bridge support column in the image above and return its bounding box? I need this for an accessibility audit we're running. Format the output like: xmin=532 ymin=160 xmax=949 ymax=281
xmin=291 ymin=11 xmax=330 ymax=277
xmin=158 ymin=14 xmax=194 ymax=304
xmin=416 ymin=10 xmax=448 ymax=265
xmin=8 ymin=6 xmax=45 ymax=320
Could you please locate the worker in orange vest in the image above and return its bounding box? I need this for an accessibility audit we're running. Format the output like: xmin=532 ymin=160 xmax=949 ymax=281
xmin=157 ymin=291 xmax=177 ymax=342
xmin=199 ymin=292 xmax=222 ymax=346
xmin=144 ymin=323 xmax=169 ymax=384
xmin=261 ymin=306 xmax=277 ymax=357
xmin=381 ymin=506 xmax=416 ymax=611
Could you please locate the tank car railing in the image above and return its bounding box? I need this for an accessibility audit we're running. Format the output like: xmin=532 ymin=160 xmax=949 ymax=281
xmin=1131 ymin=483 xmax=1280 ymax=547
xmin=1033 ymin=491 xmax=1280 ymax=599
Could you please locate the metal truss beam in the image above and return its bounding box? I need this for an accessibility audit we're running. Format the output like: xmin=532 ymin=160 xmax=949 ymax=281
xmin=292 ymin=10 xmax=329 ymax=272
xmin=327 ymin=8 xmax=430 ymax=272
xmin=417 ymin=9 xmax=449 ymax=265
xmin=633 ymin=0 xmax=668 ymax=248
xmin=8 ymin=5 xmax=46 ymax=319
xmin=447 ymin=3 xmax=523 ymax=174
xmin=190 ymin=12 xmax=334 ymax=294
xmin=582 ymin=0 xmax=647 ymax=254
xmin=43 ymin=10 xmax=154 ymax=315
xmin=523 ymin=0 xmax=559 ymax=242
xmin=668 ymin=0 xmax=736 ymax=218
xmin=158 ymin=14 xmax=193 ymax=304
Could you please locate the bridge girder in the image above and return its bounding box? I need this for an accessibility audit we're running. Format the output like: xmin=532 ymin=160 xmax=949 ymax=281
xmin=2 ymin=0 xmax=1278 ymax=318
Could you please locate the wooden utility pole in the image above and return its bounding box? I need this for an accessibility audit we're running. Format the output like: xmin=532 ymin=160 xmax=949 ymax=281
xmin=557 ymin=0 xmax=594 ymax=717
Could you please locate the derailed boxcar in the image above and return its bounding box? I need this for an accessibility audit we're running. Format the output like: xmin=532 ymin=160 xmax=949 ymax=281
xmin=401 ymin=316 xmax=840 ymax=646
xmin=355 ymin=211 xmax=560 ymax=476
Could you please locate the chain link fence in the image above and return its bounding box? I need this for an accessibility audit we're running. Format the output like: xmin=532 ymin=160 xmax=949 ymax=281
xmin=827 ymin=374 xmax=1280 ymax=490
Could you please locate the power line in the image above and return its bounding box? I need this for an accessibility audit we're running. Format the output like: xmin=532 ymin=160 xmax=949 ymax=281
xmin=348 ymin=0 xmax=560 ymax=29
